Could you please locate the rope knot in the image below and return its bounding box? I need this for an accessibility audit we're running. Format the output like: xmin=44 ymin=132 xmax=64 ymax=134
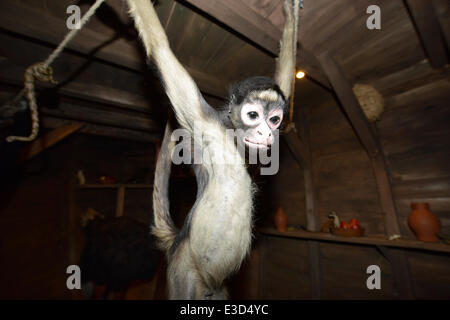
xmin=30 ymin=62 xmax=58 ymax=85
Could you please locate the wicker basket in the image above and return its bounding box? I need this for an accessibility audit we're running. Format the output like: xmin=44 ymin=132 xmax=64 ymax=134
xmin=352 ymin=84 xmax=384 ymax=122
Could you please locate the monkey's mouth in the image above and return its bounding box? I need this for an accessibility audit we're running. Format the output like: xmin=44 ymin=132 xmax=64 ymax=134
xmin=244 ymin=137 xmax=270 ymax=149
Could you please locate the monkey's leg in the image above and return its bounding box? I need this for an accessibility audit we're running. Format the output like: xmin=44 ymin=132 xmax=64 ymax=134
xmin=167 ymin=243 xmax=209 ymax=299
xmin=167 ymin=242 xmax=229 ymax=300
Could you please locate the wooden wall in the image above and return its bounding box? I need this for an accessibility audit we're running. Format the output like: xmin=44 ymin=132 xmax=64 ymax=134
xmin=255 ymin=70 xmax=450 ymax=299
xmin=0 ymin=137 xmax=72 ymax=299
xmin=377 ymin=78 xmax=450 ymax=237
xmin=0 ymin=134 xmax=156 ymax=299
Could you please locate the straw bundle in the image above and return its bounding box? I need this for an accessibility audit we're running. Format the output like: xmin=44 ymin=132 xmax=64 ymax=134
xmin=352 ymin=84 xmax=384 ymax=122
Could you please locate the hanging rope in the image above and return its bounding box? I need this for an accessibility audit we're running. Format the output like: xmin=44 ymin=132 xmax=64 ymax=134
xmin=6 ymin=0 xmax=106 ymax=143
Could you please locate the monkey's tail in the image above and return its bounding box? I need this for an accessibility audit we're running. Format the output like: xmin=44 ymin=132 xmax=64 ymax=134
xmin=152 ymin=121 xmax=177 ymax=254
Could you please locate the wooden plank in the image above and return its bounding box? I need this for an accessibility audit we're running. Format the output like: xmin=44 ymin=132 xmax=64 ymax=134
xmin=382 ymin=78 xmax=449 ymax=110
xmin=0 ymin=62 xmax=154 ymax=114
xmin=41 ymin=116 xmax=161 ymax=143
xmin=393 ymin=177 xmax=450 ymax=199
xmin=0 ymin=0 xmax=227 ymax=97
xmin=115 ymin=186 xmax=126 ymax=217
xmin=78 ymin=184 xmax=153 ymax=189
xmin=184 ymin=0 xmax=330 ymax=88
xmin=17 ymin=123 xmax=82 ymax=163
xmin=370 ymin=59 xmax=450 ymax=97
xmin=377 ymin=246 xmax=415 ymax=299
xmin=317 ymin=52 xmax=380 ymax=157
xmin=258 ymin=227 xmax=450 ymax=254
xmin=406 ymin=0 xmax=448 ymax=68
xmin=433 ymin=0 xmax=450 ymax=52
xmin=40 ymin=101 xmax=160 ymax=132
xmin=307 ymin=240 xmax=322 ymax=299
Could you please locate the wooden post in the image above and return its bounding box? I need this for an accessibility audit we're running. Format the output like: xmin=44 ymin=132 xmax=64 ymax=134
xmin=297 ymin=104 xmax=322 ymax=298
xmin=115 ymin=186 xmax=126 ymax=217
xmin=17 ymin=123 xmax=82 ymax=164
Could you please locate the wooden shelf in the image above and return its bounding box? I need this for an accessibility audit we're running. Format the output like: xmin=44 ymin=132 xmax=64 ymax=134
xmin=77 ymin=184 xmax=153 ymax=189
xmin=258 ymin=227 xmax=450 ymax=254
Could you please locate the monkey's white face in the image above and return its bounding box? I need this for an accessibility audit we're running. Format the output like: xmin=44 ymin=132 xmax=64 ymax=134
xmin=240 ymin=102 xmax=283 ymax=149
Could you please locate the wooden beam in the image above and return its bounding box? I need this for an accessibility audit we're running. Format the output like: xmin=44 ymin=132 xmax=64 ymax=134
xmin=42 ymin=116 xmax=161 ymax=143
xmin=16 ymin=122 xmax=83 ymax=163
xmin=317 ymin=52 xmax=380 ymax=158
xmin=0 ymin=0 xmax=227 ymax=97
xmin=433 ymin=0 xmax=450 ymax=52
xmin=183 ymin=0 xmax=330 ymax=88
xmin=370 ymin=154 xmax=401 ymax=236
xmin=0 ymin=62 xmax=154 ymax=114
xmin=406 ymin=0 xmax=448 ymax=68
xmin=40 ymin=102 xmax=161 ymax=132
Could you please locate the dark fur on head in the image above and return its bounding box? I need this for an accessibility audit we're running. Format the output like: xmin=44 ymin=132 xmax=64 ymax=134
xmin=228 ymin=76 xmax=287 ymax=106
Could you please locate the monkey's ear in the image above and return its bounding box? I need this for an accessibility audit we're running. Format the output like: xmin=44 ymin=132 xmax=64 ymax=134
xmin=229 ymin=94 xmax=236 ymax=106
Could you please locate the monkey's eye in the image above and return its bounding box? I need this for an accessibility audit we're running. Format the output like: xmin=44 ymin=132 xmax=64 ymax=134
xmin=241 ymin=103 xmax=263 ymax=126
xmin=247 ymin=111 xmax=259 ymax=120
xmin=270 ymin=116 xmax=280 ymax=124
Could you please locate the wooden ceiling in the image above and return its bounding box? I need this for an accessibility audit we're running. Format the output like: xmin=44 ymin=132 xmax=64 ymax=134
xmin=0 ymin=0 xmax=449 ymax=141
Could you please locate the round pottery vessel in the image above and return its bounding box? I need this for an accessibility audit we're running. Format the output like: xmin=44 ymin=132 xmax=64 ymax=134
xmin=408 ymin=203 xmax=441 ymax=242
xmin=274 ymin=207 xmax=288 ymax=232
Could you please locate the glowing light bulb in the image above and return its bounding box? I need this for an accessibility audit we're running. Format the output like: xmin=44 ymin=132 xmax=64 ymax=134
xmin=296 ymin=71 xmax=305 ymax=79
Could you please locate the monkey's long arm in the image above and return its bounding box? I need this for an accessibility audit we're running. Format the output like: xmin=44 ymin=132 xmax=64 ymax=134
xmin=274 ymin=0 xmax=299 ymax=99
xmin=127 ymin=0 xmax=207 ymax=132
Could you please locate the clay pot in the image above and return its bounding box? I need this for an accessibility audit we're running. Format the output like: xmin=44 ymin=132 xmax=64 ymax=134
xmin=274 ymin=207 xmax=288 ymax=232
xmin=408 ymin=203 xmax=441 ymax=242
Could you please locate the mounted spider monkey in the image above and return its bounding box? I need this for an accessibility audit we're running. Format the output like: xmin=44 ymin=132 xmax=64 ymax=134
xmin=127 ymin=0 xmax=299 ymax=299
